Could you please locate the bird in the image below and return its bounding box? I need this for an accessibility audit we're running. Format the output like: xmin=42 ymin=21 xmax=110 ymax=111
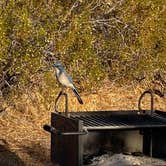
xmin=53 ymin=62 xmax=83 ymax=104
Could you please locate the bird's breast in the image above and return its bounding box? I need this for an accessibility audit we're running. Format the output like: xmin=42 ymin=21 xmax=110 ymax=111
xmin=56 ymin=68 xmax=60 ymax=76
xmin=58 ymin=73 xmax=74 ymax=88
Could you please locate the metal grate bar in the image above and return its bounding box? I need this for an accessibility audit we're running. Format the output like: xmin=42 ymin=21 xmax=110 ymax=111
xmin=83 ymin=115 xmax=115 ymax=126
xmin=72 ymin=115 xmax=95 ymax=126
xmin=70 ymin=111 xmax=166 ymax=130
xmin=94 ymin=115 xmax=128 ymax=126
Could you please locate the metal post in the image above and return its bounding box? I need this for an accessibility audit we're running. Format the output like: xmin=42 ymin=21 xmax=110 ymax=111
xmin=63 ymin=92 xmax=68 ymax=117
xmin=150 ymin=129 xmax=153 ymax=158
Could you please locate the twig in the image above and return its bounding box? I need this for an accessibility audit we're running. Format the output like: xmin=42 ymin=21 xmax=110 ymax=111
xmin=107 ymin=0 xmax=125 ymax=13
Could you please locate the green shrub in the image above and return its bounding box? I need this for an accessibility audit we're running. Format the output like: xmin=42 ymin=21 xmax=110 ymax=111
xmin=0 ymin=0 xmax=165 ymax=103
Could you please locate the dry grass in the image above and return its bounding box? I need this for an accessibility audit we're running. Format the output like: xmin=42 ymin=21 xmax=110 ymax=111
xmin=0 ymin=83 xmax=166 ymax=166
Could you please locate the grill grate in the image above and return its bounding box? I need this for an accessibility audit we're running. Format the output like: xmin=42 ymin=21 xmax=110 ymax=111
xmin=70 ymin=111 xmax=166 ymax=130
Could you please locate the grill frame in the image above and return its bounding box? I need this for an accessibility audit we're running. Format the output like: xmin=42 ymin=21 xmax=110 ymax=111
xmin=50 ymin=110 xmax=166 ymax=166
xmin=44 ymin=90 xmax=166 ymax=166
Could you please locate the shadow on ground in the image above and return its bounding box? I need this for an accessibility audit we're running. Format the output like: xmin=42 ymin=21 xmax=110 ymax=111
xmin=0 ymin=139 xmax=25 ymax=166
xmin=21 ymin=142 xmax=54 ymax=166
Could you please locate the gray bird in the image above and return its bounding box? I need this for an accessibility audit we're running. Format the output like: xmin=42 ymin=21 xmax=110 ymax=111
xmin=53 ymin=62 xmax=83 ymax=104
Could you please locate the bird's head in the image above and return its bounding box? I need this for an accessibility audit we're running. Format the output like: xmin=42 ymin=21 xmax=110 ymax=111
xmin=44 ymin=50 xmax=54 ymax=56
xmin=52 ymin=62 xmax=64 ymax=71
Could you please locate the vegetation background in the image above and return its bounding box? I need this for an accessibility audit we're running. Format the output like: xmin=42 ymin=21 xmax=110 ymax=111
xmin=0 ymin=0 xmax=166 ymax=165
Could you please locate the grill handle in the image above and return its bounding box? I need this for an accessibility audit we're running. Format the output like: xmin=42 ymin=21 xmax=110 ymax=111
xmin=43 ymin=124 xmax=88 ymax=136
xmin=138 ymin=89 xmax=164 ymax=115
xmin=138 ymin=90 xmax=154 ymax=115
xmin=54 ymin=91 xmax=69 ymax=117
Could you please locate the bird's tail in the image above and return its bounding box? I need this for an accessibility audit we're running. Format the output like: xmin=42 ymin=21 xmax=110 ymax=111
xmin=72 ymin=88 xmax=83 ymax=104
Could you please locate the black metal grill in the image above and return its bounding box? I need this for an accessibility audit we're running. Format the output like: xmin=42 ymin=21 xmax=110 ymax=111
xmin=70 ymin=111 xmax=166 ymax=130
xmin=44 ymin=90 xmax=166 ymax=166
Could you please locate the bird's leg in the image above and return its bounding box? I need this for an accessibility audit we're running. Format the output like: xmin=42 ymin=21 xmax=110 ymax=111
xmin=54 ymin=90 xmax=63 ymax=112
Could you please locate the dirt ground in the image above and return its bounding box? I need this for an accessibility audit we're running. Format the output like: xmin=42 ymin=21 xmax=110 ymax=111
xmin=0 ymin=84 xmax=166 ymax=166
